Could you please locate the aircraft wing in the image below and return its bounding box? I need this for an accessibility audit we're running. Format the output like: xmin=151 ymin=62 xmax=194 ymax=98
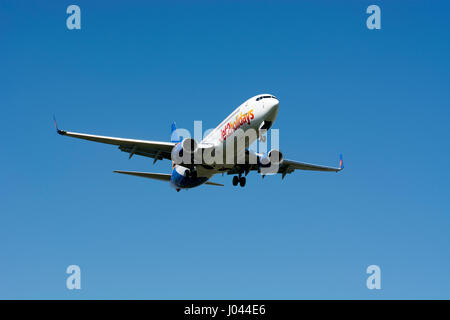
xmin=277 ymin=154 xmax=344 ymax=177
xmin=226 ymin=152 xmax=343 ymax=178
xmin=280 ymin=156 xmax=343 ymax=173
xmin=54 ymin=118 xmax=175 ymax=161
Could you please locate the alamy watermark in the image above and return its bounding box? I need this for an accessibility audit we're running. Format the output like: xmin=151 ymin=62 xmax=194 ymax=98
xmin=366 ymin=5 xmax=381 ymax=30
xmin=66 ymin=265 xmax=81 ymax=290
xmin=366 ymin=265 xmax=381 ymax=290
xmin=170 ymin=124 xmax=281 ymax=175
xmin=66 ymin=5 xmax=81 ymax=30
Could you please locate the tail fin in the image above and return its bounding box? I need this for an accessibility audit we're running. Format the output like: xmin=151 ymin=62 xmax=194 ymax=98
xmin=339 ymin=154 xmax=344 ymax=170
xmin=171 ymin=122 xmax=181 ymax=143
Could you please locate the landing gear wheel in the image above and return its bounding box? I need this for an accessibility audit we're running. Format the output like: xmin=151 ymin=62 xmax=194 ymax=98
xmin=232 ymin=176 xmax=239 ymax=186
xmin=239 ymin=176 xmax=246 ymax=187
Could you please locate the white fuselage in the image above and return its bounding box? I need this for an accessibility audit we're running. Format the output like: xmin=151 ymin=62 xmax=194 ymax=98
xmin=174 ymin=94 xmax=279 ymax=182
xmin=202 ymin=94 xmax=279 ymax=148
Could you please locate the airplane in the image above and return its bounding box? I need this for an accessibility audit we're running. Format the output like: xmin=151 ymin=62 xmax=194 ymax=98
xmin=54 ymin=94 xmax=343 ymax=191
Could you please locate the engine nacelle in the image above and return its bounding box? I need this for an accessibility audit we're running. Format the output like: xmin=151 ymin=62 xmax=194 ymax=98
xmin=171 ymin=138 xmax=198 ymax=164
xmin=260 ymin=149 xmax=283 ymax=167
xmin=259 ymin=149 xmax=283 ymax=175
xmin=181 ymin=137 xmax=198 ymax=157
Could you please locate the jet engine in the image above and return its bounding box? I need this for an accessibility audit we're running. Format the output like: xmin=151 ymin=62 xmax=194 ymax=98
xmin=171 ymin=138 xmax=198 ymax=164
xmin=260 ymin=149 xmax=283 ymax=167
xmin=259 ymin=149 xmax=283 ymax=175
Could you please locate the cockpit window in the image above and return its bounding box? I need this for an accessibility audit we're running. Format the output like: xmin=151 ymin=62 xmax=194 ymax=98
xmin=256 ymin=95 xmax=277 ymax=101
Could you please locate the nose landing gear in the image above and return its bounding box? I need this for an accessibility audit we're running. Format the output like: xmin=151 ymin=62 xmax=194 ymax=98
xmin=232 ymin=175 xmax=246 ymax=187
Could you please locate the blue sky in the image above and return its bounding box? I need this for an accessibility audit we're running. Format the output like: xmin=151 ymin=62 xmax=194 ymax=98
xmin=1 ymin=0 xmax=449 ymax=299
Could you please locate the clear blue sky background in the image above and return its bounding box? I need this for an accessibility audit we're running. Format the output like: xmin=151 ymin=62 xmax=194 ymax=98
xmin=1 ymin=0 xmax=449 ymax=299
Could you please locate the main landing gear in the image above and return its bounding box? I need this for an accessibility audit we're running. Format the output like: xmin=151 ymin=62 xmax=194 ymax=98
xmin=232 ymin=175 xmax=246 ymax=187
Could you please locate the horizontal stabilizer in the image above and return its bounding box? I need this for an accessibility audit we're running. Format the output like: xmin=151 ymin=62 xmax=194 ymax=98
xmin=204 ymin=181 xmax=224 ymax=187
xmin=114 ymin=170 xmax=224 ymax=186
xmin=113 ymin=170 xmax=171 ymax=181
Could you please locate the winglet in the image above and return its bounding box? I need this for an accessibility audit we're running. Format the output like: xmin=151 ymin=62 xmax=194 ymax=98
xmin=53 ymin=115 xmax=66 ymax=135
xmin=339 ymin=154 xmax=344 ymax=170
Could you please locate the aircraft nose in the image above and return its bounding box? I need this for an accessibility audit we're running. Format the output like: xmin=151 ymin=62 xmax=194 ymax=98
xmin=270 ymin=98 xmax=279 ymax=114
xmin=264 ymin=98 xmax=279 ymax=122
xmin=272 ymin=98 xmax=279 ymax=110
